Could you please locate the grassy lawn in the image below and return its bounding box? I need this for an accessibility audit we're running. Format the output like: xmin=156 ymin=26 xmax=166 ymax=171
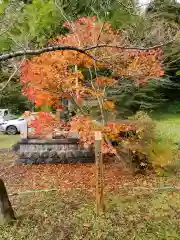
xmin=0 ymin=112 xmax=180 ymax=239
xmin=153 ymin=113 xmax=180 ymax=145
xmin=0 ymin=189 xmax=179 ymax=240
xmin=0 ymin=133 xmax=19 ymax=149
xmin=150 ymin=112 xmax=180 ymax=168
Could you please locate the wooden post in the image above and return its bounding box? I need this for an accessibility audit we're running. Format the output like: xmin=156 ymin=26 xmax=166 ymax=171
xmin=0 ymin=179 xmax=16 ymax=224
xmin=95 ymin=131 xmax=104 ymax=215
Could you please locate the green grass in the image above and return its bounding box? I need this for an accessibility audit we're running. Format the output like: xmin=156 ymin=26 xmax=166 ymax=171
xmin=0 ymin=189 xmax=180 ymax=240
xmin=156 ymin=120 xmax=180 ymax=144
xmin=0 ymin=133 xmax=19 ymax=148
xmin=0 ymin=111 xmax=180 ymax=239
xmin=151 ymin=112 xmax=180 ymax=168
xmin=152 ymin=113 xmax=180 ymax=146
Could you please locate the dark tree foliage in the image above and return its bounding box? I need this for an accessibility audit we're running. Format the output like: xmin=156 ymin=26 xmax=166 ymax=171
xmin=0 ymin=71 xmax=33 ymax=114
xmin=146 ymin=0 xmax=180 ymax=103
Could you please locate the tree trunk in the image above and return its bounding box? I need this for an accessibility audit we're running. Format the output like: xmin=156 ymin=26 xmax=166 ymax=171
xmin=0 ymin=179 xmax=16 ymax=225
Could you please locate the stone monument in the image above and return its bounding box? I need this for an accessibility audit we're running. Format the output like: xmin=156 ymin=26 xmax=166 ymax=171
xmin=17 ymin=104 xmax=95 ymax=164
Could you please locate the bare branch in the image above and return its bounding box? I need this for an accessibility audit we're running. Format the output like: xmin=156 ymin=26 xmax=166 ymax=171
xmin=54 ymin=0 xmax=81 ymax=47
xmin=116 ymin=0 xmax=139 ymax=17
xmin=0 ymin=4 xmax=24 ymax=37
xmin=6 ymin=32 xmax=26 ymax=51
xmin=0 ymin=58 xmax=25 ymax=92
xmin=0 ymin=45 xmax=96 ymax=62
xmin=83 ymin=39 xmax=175 ymax=52
xmin=0 ymin=37 xmax=176 ymax=63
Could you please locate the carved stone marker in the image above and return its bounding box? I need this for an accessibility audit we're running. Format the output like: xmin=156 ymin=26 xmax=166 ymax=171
xmin=0 ymin=179 xmax=15 ymax=224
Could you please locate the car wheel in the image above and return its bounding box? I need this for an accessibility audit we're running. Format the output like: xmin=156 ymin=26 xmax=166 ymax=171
xmin=6 ymin=125 xmax=18 ymax=135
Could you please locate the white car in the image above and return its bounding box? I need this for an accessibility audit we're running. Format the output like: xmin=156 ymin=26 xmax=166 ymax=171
xmin=0 ymin=112 xmax=37 ymax=135
xmin=0 ymin=112 xmax=54 ymax=135
xmin=0 ymin=117 xmax=28 ymax=135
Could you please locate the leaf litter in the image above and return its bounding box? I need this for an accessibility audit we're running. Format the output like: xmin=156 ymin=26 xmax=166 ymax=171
xmin=0 ymin=152 xmax=179 ymax=196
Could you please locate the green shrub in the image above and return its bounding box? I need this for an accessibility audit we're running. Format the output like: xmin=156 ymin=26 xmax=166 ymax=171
xmin=166 ymin=101 xmax=180 ymax=114
xmin=119 ymin=111 xmax=173 ymax=174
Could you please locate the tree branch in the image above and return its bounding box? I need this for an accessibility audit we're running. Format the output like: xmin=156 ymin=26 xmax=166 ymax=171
xmin=0 ymin=45 xmax=96 ymax=62
xmin=54 ymin=0 xmax=81 ymax=47
xmin=0 ymin=39 xmax=176 ymax=62
xmin=83 ymin=40 xmax=175 ymax=52
xmin=0 ymin=4 xmax=24 ymax=37
xmin=0 ymin=58 xmax=25 ymax=92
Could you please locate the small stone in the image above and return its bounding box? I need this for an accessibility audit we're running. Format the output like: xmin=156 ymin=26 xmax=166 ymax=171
xmin=57 ymin=151 xmax=66 ymax=160
xmin=63 ymin=158 xmax=69 ymax=164
xmin=66 ymin=150 xmax=74 ymax=159
xmin=23 ymin=152 xmax=31 ymax=159
xmin=61 ymin=157 xmax=67 ymax=164
xmin=49 ymin=150 xmax=58 ymax=158
xmin=35 ymin=158 xmax=42 ymax=164
xmin=40 ymin=158 xmax=46 ymax=164
xmin=69 ymin=144 xmax=78 ymax=150
xmin=45 ymin=158 xmax=53 ymax=164
xmin=41 ymin=151 xmax=49 ymax=159
xmin=68 ymin=157 xmax=74 ymax=164
xmin=27 ymin=159 xmax=34 ymax=164
xmin=30 ymin=152 xmax=40 ymax=161
xmin=82 ymin=150 xmax=89 ymax=158
xmin=74 ymin=150 xmax=84 ymax=158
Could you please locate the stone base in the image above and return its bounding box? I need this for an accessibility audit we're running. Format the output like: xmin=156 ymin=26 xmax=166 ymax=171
xmin=16 ymin=138 xmax=95 ymax=164
xmin=16 ymin=157 xmax=94 ymax=165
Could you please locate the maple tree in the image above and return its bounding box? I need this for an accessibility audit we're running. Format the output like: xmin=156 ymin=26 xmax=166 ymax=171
xmin=20 ymin=16 xmax=164 ymax=153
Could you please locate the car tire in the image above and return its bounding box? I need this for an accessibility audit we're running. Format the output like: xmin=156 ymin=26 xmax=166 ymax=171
xmin=6 ymin=125 xmax=18 ymax=135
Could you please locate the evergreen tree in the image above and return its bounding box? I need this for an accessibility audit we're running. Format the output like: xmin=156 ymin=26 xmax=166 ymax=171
xmin=144 ymin=0 xmax=180 ymax=104
xmin=0 ymin=70 xmax=32 ymax=114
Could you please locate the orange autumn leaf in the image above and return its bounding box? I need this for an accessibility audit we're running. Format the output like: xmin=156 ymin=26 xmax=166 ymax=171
xmin=95 ymin=76 xmax=117 ymax=87
xmin=20 ymin=16 xmax=164 ymax=109
xmin=103 ymin=100 xmax=115 ymax=110
xmin=20 ymin=16 xmax=165 ymax=154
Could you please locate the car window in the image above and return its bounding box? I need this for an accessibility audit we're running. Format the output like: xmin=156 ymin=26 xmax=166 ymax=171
xmin=18 ymin=118 xmax=25 ymax=121
xmin=4 ymin=110 xmax=8 ymax=116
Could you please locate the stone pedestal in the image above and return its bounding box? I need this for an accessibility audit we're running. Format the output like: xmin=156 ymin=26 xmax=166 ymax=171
xmin=16 ymin=138 xmax=95 ymax=164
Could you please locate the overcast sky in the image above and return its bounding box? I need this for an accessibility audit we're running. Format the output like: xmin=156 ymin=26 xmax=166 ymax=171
xmin=139 ymin=0 xmax=150 ymax=5
xmin=138 ymin=0 xmax=180 ymax=11
xmin=138 ymin=0 xmax=150 ymax=11
xmin=139 ymin=0 xmax=180 ymax=5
